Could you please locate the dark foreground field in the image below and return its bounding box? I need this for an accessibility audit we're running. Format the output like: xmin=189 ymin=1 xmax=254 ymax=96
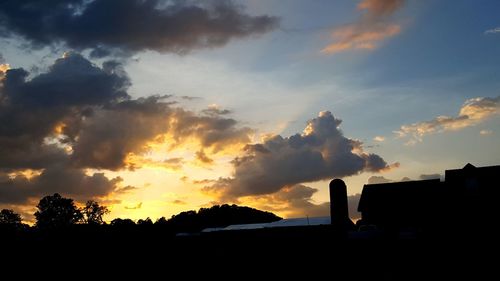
xmin=1 ymin=225 xmax=494 ymax=280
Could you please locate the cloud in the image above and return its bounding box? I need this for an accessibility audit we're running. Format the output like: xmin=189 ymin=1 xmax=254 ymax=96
xmin=0 ymin=53 xmax=128 ymax=171
xmin=0 ymin=0 xmax=279 ymax=56
xmin=193 ymin=179 xmax=217 ymax=185
xmin=1 ymin=54 xmax=253 ymax=172
xmin=127 ymin=156 xmax=184 ymax=171
xmin=485 ymin=27 xmax=500 ymax=34
xmin=180 ymin=96 xmax=202 ymax=101
xmin=201 ymin=104 xmax=232 ymax=117
xmin=167 ymin=108 xmax=254 ymax=153
xmin=247 ymin=184 xmax=361 ymax=220
xmin=124 ymin=202 xmax=142 ymax=210
xmin=0 ymin=54 xmax=255 ymax=208
xmin=0 ymin=166 xmax=125 ymax=205
xmin=171 ymin=199 xmax=187 ymax=205
xmin=204 ymin=111 xmax=396 ymax=199
xmin=373 ymin=136 xmax=385 ymax=142
xmin=480 ymin=130 xmax=493 ymax=136
xmin=419 ymin=174 xmax=441 ymax=180
xmin=367 ymin=175 xmax=392 ymax=184
xmin=395 ymin=96 xmax=500 ymax=145
xmin=195 ymin=150 xmax=214 ymax=165
xmin=322 ymin=0 xmax=404 ymax=54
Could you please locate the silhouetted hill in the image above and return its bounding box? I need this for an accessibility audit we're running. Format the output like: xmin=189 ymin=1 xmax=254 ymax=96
xmin=158 ymin=204 xmax=282 ymax=233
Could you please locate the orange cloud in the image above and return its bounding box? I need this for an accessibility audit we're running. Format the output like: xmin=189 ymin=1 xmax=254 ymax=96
xmin=395 ymin=96 xmax=500 ymax=145
xmin=357 ymin=0 xmax=404 ymax=17
xmin=0 ymin=63 xmax=9 ymax=73
xmin=322 ymin=0 xmax=404 ymax=54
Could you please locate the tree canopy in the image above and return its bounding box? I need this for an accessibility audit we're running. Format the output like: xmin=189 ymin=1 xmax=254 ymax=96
xmin=34 ymin=193 xmax=83 ymax=228
xmin=164 ymin=204 xmax=282 ymax=232
xmin=0 ymin=209 xmax=22 ymax=225
xmin=81 ymin=200 xmax=109 ymax=225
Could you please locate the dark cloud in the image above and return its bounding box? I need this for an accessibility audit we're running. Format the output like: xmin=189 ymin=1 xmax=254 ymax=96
xmin=4 ymin=53 xmax=129 ymax=107
xmin=195 ymin=150 xmax=214 ymax=165
xmin=348 ymin=193 xmax=362 ymax=221
xmin=0 ymin=166 xmax=124 ymax=204
xmin=115 ymin=185 xmax=138 ymax=194
xmin=205 ymin=111 xmax=396 ymax=198
xmin=1 ymin=54 xmax=253 ymax=172
xmin=419 ymin=174 xmax=441 ymax=180
xmin=367 ymin=175 xmax=392 ymax=184
xmin=70 ymin=96 xmax=172 ymax=170
xmin=168 ymin=108 xmax=253 ymax=153
xmin=71 ymin=97 xmax=252 ymax=170
xmin=0 ymin=53 xmax=129 ymax=171
xmin=172 ymin=199 xmax=186 ymax=205
xmin=1 ymin=54 xmax=255 ymax=207
xmin=201 ymin=105 xmax=232 ymax=117
xmin=0 ymin=0 xmax=279 ymax=56
xmin=252 ymin=184 xmax=361 ymax=220
xmin=180 ymin=95 xmax=202 ymax=101
xmin=193 ymin=179 xmax=216 ymax=185
xmin=124 ymin=202 xmax=142 ymax=210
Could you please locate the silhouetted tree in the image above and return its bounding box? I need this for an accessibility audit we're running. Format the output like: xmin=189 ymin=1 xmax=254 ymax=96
xmin=137 ymin=217 xmax=153 ymax=226
xmin=155 ymin=217 xmax=168 ymax=225
xmin=0 ymin=209 xmax=22 ymax=225
xmin=81 ymin=200 xmax=109 ymax=225
xmin=110 ymin=218 xmax=136 ymax=227
xmin=34 ymin=193 xmax=83 ymax=228
xmin=167 ymin=204 xmax=282 ymax=232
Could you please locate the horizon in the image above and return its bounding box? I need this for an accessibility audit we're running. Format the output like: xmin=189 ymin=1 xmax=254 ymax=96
xmin=1 ymin=0 xmax=499 ymax=225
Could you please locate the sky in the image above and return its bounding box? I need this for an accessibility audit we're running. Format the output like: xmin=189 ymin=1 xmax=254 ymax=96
xmin=1 ymin=0 xmax=499 ymax=224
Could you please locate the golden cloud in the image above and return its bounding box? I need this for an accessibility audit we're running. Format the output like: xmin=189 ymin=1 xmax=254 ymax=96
xmin=395 ymin=96 xmax=500 ymax=145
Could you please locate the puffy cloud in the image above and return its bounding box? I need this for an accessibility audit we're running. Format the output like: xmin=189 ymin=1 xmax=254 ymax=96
xmin=322 ymin=0 xmax=404 ymax=54
xmin=70 ymin=97 xmax=172 ymax=170
xmin=373 ymin=136 xmax=385 ymax=142
xmin=71 ymin=97 xmax=252 ymax=170
xmin=0 ymin=53 xmax=129 ymax=171
xmin=0 ymin=0 xmax=279 ymax=56
xmin=205 ymin=111 xmax=395 ymax=198
xmin=167 ymin=108 xmax=254 ymax=153
xmin=395 ymin=96 xmax=500 ymax=145
xmin=1 ymin=54 xmax=253 ymax=172
xmin=0 ymin=166 xmax=125 ymax=205
xmin=0 ymin=54 xmax=254 ymax=208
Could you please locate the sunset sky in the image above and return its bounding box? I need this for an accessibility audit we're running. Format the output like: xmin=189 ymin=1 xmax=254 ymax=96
xmin=1 ymin=0 xmax=499 ymax=224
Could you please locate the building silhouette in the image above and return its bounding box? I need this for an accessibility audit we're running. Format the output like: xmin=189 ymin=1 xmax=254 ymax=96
xmin=357 ymin=163 xmax=500 ymax=233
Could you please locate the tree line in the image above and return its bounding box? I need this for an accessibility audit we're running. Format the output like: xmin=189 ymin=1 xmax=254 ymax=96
xmin=0 ymin=193 xmax=281 ymax=233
